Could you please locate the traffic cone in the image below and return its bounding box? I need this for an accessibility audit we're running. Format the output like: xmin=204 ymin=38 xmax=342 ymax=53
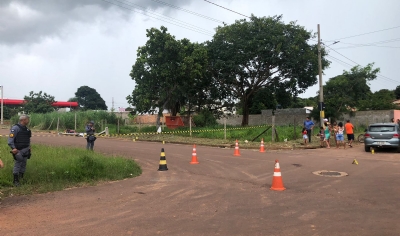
xmin=157 ymin=148 xmax=168 ymax=171
xmin=259 ymin=138 xmax=266 ymax=153
xmin=233 ymin=139 xmax=241 ymax=156
xmin=270 ymin=160 xmax=286 ymax=191
xmin=352 ymin=159 xmax=359 ymax=165
xmin=190 ymin=144 xmax=199 ymax=164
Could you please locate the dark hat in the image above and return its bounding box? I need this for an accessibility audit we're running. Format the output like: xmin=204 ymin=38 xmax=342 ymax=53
xmin=89 ymin=121 xmax=94 ymax=124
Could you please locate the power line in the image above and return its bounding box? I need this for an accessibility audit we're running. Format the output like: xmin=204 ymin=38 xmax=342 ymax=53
xmin=101 ymin=0 xmax=214 ymax=36
xmin=334 ymin=38 xmax=400 ymax=50
xmin=203 ymin=0 xmax=250 ymax=18
xmin=150 ymin=0 xmax=224 ymax=23
xmin=325 ymin=25 xmax=400 ymax=42
xmin=116 ymin=0 xmax=214 ymax=34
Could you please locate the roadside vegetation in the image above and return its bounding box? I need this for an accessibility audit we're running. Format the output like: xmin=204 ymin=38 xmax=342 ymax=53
xmin=0 ymin=138 xmax=141 ymax=198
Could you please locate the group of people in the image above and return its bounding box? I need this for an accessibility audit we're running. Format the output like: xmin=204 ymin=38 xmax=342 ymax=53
xmin=3 ymin=115 xmax=97 ymax=187
xmin=302 ymin=117 xmax=355 ymax=149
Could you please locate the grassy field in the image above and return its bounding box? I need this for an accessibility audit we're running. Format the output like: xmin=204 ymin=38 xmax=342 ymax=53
xmin=0 ymin=138 xmax=142 ymax=198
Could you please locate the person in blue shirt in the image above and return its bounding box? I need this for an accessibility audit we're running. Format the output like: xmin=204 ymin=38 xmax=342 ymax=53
xmin=303 ymin=117 xmax=315 ymax=143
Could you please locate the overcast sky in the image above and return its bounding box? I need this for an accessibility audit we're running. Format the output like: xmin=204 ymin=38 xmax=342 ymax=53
xmin=1 ymin=0 xmax=399 ymax=110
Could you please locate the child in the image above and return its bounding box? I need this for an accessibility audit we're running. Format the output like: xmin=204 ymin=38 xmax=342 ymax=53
xmin=336 ymin=122 xmax=346 ymax=149
xmin=302 ymin=127 xmax=308 ymax=146
xmin=324 ymin=122 xmax=331 ymax=148
xmin=319 ymin=126 xmax=325 ymax=147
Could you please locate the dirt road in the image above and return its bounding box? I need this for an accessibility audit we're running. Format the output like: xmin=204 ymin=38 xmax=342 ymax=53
xmin=1 ymin=133 xmax=399 ymax=236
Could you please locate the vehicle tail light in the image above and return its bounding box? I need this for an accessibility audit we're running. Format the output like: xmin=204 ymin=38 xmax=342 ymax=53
xmin=393 ymin=134 xmax=399 ymax=138
xmin=365 ymin=133 xmax=370 ymax=138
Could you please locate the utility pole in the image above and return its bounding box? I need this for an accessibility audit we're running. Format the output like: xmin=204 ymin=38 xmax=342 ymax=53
xmin=317 ymin=24 xmax=325 ymax=125
xmin=0 ymin=85 xmax=3 ymax=125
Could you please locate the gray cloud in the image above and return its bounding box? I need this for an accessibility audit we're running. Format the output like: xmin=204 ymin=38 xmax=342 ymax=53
xmin=0 ymin=0 xmax=192 ymax=45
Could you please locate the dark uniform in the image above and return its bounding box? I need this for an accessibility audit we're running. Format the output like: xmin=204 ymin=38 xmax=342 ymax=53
xmin=8 ymin=123 xmax=32 ymax=186
xmin=85 ymin=121 xmax=96 ymax=150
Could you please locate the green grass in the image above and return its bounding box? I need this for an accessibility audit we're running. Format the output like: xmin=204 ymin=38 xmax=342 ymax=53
xmin=0 ymin=138 xmax=142 ymax=198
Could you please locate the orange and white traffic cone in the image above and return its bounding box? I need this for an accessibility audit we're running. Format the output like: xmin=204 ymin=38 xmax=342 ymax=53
xmin=233 ymin=139 xmax=241 ymax=156
xmin=270 ymin=160 xmax=286 ymax=191
xmin=190 ymin=144 xmax=199 ymax=164
xmin=259 ymin=138 xmax=266 ymax=153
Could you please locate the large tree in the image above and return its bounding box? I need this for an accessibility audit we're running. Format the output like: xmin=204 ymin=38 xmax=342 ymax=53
xmin=23 ymin=91 xmax=55 ymax=114
xmin=75 ymin=86 xmax=107 ymax=110
xmin=127 ymin=26 xmax=224 ymax=126
xmin=358 ymin=89 xmax=395 ymax=110
xmin=312 ymin=63 xmax=380 ymax=120
xmin=207 ymin=15 xmax=329 ymax=126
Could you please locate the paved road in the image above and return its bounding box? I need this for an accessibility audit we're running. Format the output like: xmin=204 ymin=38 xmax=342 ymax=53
xmin=1 ymin=133 xmax=400 ymax=236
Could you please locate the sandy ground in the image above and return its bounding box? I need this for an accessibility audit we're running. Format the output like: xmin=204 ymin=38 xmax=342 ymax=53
xmin=0 ymin=132 xmax=399 ymax=236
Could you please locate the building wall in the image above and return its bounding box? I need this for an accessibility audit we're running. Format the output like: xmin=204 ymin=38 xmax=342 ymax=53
xmin=217 ymin=109 xmax=397 ymax=127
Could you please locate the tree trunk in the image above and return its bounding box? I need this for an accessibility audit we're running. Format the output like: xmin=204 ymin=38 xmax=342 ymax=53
xmin=241 ymin=99 xmax=250 ymax=126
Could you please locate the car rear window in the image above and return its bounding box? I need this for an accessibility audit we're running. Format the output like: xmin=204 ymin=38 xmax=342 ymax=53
xmin=369 ymin=126 xmax=396 ymax=132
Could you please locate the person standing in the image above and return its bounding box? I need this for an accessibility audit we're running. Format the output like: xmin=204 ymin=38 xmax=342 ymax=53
xmin=331 ymin=121 xmax=338 ymax=148
xmin=0 ymin=158 xmax=4 ymax=168
xmin=85 ymin=121 xmax=97 ymax=150
xmin=303 ymin=117 xmax=315 ymax=143
xmin=324 ymin=122 xmax=331 ymax=148
xmin=336 ymin=122 xmax=346 ymax=149
xmin=302 ymin=127 xmax=308 ymax=146
xmin=345 ymin=120 xmax=355 ymax=148
xmin=8 ymin=115 xmax=32 ymax=187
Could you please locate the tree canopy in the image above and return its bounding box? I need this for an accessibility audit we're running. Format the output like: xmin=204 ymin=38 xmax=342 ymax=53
xmin=207 ymin=15 xmax=329 ymax=125
xmin=127 ymin=26 xmax=225 ymax=125
xmin=312 ymin=63 xmax=380 ymax=120
xmin=75 ymin=86 xmax=107 ymax=110
xmin=23 ymin=91 xmax=55 ymax=114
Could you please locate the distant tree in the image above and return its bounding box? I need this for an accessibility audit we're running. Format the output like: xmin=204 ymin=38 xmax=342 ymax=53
xmin=23 ymin=91 xmax=55 ymax=114
xmin=207 ymin=15 xmax=329 ymax=126
xmin=395 ymin=85 xmax=400 ymax=99
xmin=75 ymin=86 xmax=107 ymax=110
xmin=312 ymin=63 xmax=380 ymax=120
xmin=358 ymin=89 xmax=395 ymax=110
xmin=3 ymin=106 xmax=21 ymax=119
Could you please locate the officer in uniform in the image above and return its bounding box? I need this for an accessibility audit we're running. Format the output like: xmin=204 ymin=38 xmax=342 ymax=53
xmin=8 ymin=114 xmax=32 ymax=187
xmin=85 ymin=121 xmax=96 ymax=150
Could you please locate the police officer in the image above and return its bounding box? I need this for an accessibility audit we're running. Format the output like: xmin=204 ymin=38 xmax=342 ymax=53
xmin=8 ymin=114 xmax=32 ymax=187
xmin=85 ymin=121 xmax=96 ymax=150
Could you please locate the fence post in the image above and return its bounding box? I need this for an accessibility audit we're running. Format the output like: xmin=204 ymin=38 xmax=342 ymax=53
xmin=74 ymin=112 xmax=77 ymax=131
xmin=293 ymin=116 xmax=296 ymax=140
xmin=224 ymin=117 xmax=227 ymax=140
xmin=56 ymin=117 xmax=60 ymax=132
xmin=272 ymin=115 xmax=275 ymax=142
xmin=189 ymin=116 xmax=192 ymax=137
xmin=117 ymin=118 xmax=120 ymax=134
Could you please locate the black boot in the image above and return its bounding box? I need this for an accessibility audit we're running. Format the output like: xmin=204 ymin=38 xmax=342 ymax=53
xmin=13 ymin=174 xmax=20 ymax=187
xmin=19 ymin=172 xmax=24 ymax=182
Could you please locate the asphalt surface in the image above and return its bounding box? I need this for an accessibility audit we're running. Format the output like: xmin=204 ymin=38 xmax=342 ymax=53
xmin=0 ymin=132 xmax=400 ymax=236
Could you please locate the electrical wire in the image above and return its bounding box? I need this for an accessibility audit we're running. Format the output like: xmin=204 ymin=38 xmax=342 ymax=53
xmin=333 ymin=38 xmax=400 ymax=50
xmin=203 ymin=0 xmax=250 ymax=18
xmin=100 ymin=0 xmax=214 ymax=36
xmin=150 ymin=0 xmax=224 ymax=23
xmin=324 ymin=25 xmax=400 ymax=42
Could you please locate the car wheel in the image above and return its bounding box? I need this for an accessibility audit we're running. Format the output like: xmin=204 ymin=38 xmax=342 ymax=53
xmin=364 ymin=146 xmax=370 ymax=152
xmin=397 ymin=145 xmax=400 ymax=153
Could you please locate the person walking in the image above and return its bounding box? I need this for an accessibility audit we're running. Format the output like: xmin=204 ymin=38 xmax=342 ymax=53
xmin=336 ymin=122 xmax=346 ymax=149
xmin=345 ymin=120 xmax=355 ymax=148
xmin=8 ymin=114 xmax=32 ymax=187
xmin=85 ymin=121 xmax=97 ymax=150
xmin=303 ymin=117 xmax=315 ymax=143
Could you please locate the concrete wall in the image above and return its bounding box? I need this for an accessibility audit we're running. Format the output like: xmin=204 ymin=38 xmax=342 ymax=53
xmin=217 ymin=109 xmax=398 ymax=127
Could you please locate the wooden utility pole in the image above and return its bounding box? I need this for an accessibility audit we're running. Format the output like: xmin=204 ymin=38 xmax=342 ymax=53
xmin=317 ymin=24 xmax=325 ymax=125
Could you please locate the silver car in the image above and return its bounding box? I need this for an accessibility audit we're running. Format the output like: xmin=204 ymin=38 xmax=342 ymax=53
xmin=364 ymin=123 xmax=400 ymax=152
